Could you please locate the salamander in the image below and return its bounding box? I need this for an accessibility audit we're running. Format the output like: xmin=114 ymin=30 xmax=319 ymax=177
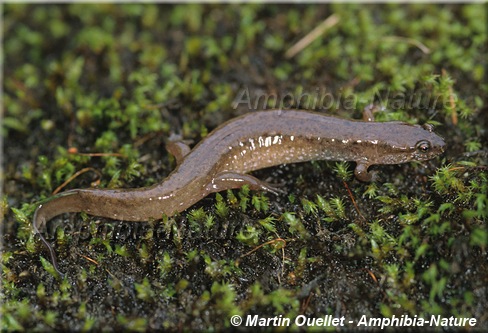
xmin=32 ymin=109 xmax=446 ymax=276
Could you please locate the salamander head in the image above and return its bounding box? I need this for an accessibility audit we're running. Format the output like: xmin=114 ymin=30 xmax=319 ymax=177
xmin=372 ymin=123 xmax=446 ymax=165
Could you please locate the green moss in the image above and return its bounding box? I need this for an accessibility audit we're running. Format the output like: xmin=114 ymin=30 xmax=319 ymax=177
xmin=134 ymin=277 xmax=155 ymax=302
xmin=214 ymin=192 xmax=229 ymax=218
xmin=3 ymin=3 xmax=487 ymax=332
xmin=282 ymin=212 xmax=309 ymax=238
xmin=116 ymin=315 xmax=147 ymax=332
xmin=114 ymin=244 xmax=130 ymax=257
xmin=204 ymin=255 xmax=241 ymax=279
xmin=251 ymin=193 xmax=270 ymax=213
xmin=236 ymin=225 xmax=261 ymax=246
xmin=258 ymin=216 xmax=277 ymax=233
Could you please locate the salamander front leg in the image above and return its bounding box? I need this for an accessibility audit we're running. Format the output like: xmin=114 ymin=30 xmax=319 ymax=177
xmin=354 ymin=162 xmax=377 ymax=182
xmin=166 ymin=135 xmax=193 ymax=165
xmin=362 ymin=104 xmax=385 ymax=122
xmin=206 ymin=172 xmax=286 ymax=195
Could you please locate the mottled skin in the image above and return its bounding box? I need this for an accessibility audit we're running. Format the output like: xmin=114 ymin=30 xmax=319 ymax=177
xmin=33 ymin=109 xmax=446 ymax=275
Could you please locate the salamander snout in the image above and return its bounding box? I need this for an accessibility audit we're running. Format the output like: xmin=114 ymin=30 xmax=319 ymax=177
xmin=413 ymin=133 xmax=446 ymax=161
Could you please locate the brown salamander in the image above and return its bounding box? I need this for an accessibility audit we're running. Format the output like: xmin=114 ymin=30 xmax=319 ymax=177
xmin=32 ymin=109 xmax=446 ymax=275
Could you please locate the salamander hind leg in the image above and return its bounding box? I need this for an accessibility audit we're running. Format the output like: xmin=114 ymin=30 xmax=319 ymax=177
xmin=206 ymin=172 xmax=286 ymax=195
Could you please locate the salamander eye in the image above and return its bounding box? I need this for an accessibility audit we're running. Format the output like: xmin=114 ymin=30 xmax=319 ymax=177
xmin=416 ymin=140 xmax=431 ymax=153
xmin=422 ymin=124 xmax=434 ymax=132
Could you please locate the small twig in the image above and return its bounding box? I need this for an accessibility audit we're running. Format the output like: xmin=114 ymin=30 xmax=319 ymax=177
xmin=133 ymin=130 xmax=165 ymax=148
xmin=362 ymin=268 xmax=388 ymax=299
xmin=301 ymin=292 xmax=314 ymax=313
xmin=240 ymin=238 xmax=287 ymax=259
xmin=381 ymin=36 xmax=431 ymax=54
xmin=364 ymin=268 xmax=378 ymax=284
xmin=342 ymin=180 xmax=366 ymax=223
xmin=237 ymin=237 xmax=288 ymax=281
xmin=449 ymin=165 xmax=488 ymax=172
xmin=285 ymin=14 xmax=340 ymax=59
xmin=52 ymin=167 xmax=102 ymax=195
xmin=442 ymin=69 xmax=458 ymax=125
xmin=68 ymin=147 xmax=125 ymax=158
xmin=81 ymin=254 xmax=100 ymax=266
